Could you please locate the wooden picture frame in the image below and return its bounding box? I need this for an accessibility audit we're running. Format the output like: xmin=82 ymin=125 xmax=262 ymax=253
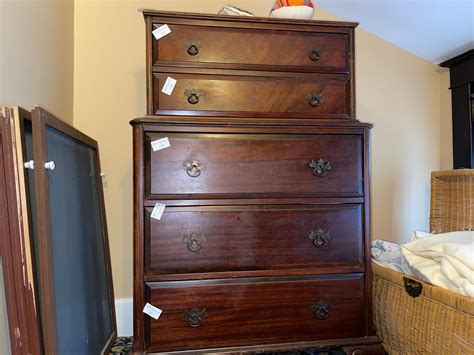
xmin=0 ymin=107 xmax=43 ymax=355
xmin=1 ymin=106 xmax=116 ymax=354
xmin=31 ymin=107 xmax=117 ymax=354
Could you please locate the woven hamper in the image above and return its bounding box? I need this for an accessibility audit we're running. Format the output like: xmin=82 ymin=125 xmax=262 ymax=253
xmin=373 ymin=169 xmax=474 ymax=354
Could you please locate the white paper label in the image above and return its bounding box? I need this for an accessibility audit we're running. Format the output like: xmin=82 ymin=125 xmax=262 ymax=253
xmin=161 ymin=77 xmax=177 ymax=95
xmin=152 ymin=24 xmax=171 ymax=40
xmin=151 ymin=203 xmax=166 ymax=221
xmin=143 ymin=303 xmax=162 ymax=320
xmin=151 ymin=137 xmax=171 ymax=152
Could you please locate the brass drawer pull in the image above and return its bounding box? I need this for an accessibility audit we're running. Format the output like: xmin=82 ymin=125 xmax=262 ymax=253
xmin=184 ymin=308 xmax=207 ymax=328
xmin=182 ymin=232 xmax=205 ymax=252
xmin=307 ymin=93 xmax=324 ymax=107
xmin=186 ymin=43 xmax=200 ymax=56
xmin=185 ymin=89 xmax=201 ymax=105
xmin=308 ymin=47 xmax=321 ymax=61
xmin=184 ymin=160 xmax=203 ymax=178
xmin=309 ymin=159 xmax=331 ymax=177
xmin=311 ymin=302 xmax=331 ymax=320
xmin=403 ymin=277 xmax=423 ymax=298
xmin=309 ymin=229 xmax=331 ymax=248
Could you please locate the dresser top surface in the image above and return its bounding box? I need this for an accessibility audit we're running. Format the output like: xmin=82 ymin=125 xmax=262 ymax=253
xmin=140 ymin=9 xmax=358 ymax=29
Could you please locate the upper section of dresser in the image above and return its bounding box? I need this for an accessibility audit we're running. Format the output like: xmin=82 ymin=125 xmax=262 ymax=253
xmin=143 ymin=10 xmax=359 ymax=120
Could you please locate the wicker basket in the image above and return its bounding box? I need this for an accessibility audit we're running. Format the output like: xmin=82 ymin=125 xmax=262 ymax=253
xmin=373 ymin=169 xmax=474 ymax=354
xmin=430 ymin=169 xmax=474 ymax=233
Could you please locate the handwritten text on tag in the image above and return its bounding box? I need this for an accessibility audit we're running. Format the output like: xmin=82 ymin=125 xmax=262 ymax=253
xmin=143 ymin=303 xmax=162 ymax=320
xmin=152 ymin=24 xmax=171 ymax=40
xmin=161 ymin=77 xmax=177 ymax=95
xmin=151 ymin=137 xmax=170 ymax=152
xmin=151 ymin=203 xmax=166 ymax=221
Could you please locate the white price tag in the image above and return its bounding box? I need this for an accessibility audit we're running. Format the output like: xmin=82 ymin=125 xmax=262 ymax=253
xmin=143 ymin=303 xmax=162 ymax=320
xmin=151 ymin=137 xmax=171 ymax=152
xmin=161 ymin=77 xmax=177 ymax=95
xmin=151 ymin=203 xmax=166 ymax=221
xmin=152 ymin=24 xmax=171 ymax=40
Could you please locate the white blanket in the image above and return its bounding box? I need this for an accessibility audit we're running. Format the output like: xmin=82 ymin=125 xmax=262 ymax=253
xmin=401 ymin=231 xmax=474 ymax=298
xmin=372 ymin=231 xmax=474 ymax=298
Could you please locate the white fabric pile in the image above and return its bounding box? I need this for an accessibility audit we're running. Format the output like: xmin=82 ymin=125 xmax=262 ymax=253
xmin=217 ymin=6 xmax=254 ymax=17
xmin=372 ymin=231 xmax=474 ymax=298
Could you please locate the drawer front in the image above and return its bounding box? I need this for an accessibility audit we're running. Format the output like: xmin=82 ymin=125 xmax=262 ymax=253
xmin=153 ymin=73 xmax=350 ymax=118
xmin=152 ymin=24 xmax=350 ymax=73
xmin=145 ymin=205 xmax=363 ymax=274
xmin=146 ymin=133 xmax=362 ymax=198
xmin=145 ymin=275 xmax=365 ymax=352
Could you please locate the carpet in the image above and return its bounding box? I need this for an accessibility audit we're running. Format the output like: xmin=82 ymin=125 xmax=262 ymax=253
xmin=109 ymin=337 xmax=350 ymax=354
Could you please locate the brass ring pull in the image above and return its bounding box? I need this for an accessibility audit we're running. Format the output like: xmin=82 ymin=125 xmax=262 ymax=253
xmin=185 ymin=89 xmax=201 ymax=105
xmin=184 ymin=308 xmax=207 ymax=328
xmin=309 ymin=159 xmax=331 ymax=177
xmin=309 ymin=229 xmax=331 ymax=248
xmin=182 ymin=232 xmax=205 ymax=252
xmin=187 ymin=43 xmax=200 ymax=56
xmin=308 ymin=47 xmax=321 ymax=61
xmin=184 ymin=160 xmax=203 ymax=178
xmin=311 ymin=302 xmax=331 ymax=320
xmin=188 ymin=93 xmax=199 ymax=104
xmin=308 ymin=93 xmax=324 ymax=107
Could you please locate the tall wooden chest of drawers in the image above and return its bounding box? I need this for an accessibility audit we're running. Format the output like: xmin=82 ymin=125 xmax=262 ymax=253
xmin=132 ymin=10 xmax=381 ymax=354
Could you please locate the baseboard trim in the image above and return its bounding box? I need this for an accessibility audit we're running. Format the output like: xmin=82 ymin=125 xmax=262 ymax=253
xmin=115 ymin=298 xmax=133 ymax=337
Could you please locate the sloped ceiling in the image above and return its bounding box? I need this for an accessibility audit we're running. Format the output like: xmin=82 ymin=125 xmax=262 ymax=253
xmin=315 ymin=0 xmax=474 ymax=64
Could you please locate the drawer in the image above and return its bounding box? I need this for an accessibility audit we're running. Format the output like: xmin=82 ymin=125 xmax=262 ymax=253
xmin=152 ymin=24 xmax=350 ymax=73
xmin=145 ymin=133 xmax=363 ymax=198
xmin=153 ymin=72 xmax=350 ymax=118
xmin=144 ymin=275 xmax=365 ymax=352
xmin=145 ymin=205 xmax=363 ymax=275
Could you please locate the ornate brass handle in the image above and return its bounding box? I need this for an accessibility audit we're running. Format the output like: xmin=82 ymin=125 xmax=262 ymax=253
xmin=308 ymin=47 xmax=321 ymax=61
xmin=184 ymin=160 xmax=203 ymax=178
xmin=309 ymin=229 xmax=331 ymax=248
xmin=185 ymin=89 xmax=200 ymax=105
xmin=184 ymin=308 xmax=207 ymax=328
xmin=311 ymin=302 xmax=331 ymax=320
xmin=309 ymin=159 xmax=331 ymax=177
xmin=187 ymin=43 xmax=200 ymax=56
xmin=182 ymin=232 xmax=205 ymax=252
xmin=307 ymin=93 xmax=324 ymax=107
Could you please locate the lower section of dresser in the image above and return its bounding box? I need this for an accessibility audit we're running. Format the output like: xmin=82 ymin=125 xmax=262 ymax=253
xmin=142 ymin=274 xmax=368 ymax=353
xmin=141 ymin=338 xmax=385 ymax=354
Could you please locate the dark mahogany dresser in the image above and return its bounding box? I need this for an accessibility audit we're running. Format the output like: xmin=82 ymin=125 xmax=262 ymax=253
xmin=131 ymin=10 xmax=382 ymax=354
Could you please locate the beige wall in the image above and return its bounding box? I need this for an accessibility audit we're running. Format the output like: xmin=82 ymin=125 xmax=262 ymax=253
xmin=0 ymin=0 xmax=75 ymax=122
xmin=73 ymin=0 xmax=444 ymax=299
xmin=0 ymin=1 xmax=74 ymax=352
